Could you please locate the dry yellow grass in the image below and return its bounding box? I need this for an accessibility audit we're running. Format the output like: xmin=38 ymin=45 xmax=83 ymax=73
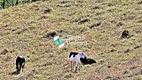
xmin=0 ymin=0 xmax=142 ymax=80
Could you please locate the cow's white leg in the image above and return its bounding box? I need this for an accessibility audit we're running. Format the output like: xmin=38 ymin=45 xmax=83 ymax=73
xmin=74 ymin=62 xmax=79 ymax=73
xmin=69 ymin=61 xmax=73 ymax=71
xmin=22 ymin=63 xmax=25 ymax=72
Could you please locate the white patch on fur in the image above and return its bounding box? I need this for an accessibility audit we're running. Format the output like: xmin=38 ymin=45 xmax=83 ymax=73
xmin=53 ymin=36 xmax=59 ymax=41
xmin=19 ymin=56 xmax=24 ymax=58
xmin=69 ymin=52 xmax=86 ymax=64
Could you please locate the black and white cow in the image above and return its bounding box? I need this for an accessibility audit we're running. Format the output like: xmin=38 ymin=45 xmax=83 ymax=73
xmin=16 ymin=56 xmax=25 ymax=74
xmin=69 ymin=52 xmax=96 ymax=73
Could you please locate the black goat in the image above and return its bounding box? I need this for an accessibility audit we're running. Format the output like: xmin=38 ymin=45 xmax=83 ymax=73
xmin=16 ymin=56 xmax=25 ymax=74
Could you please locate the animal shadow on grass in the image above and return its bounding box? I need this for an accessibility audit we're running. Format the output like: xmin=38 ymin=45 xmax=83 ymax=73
xmin=10 ymin=71 xmax=19 ymax=75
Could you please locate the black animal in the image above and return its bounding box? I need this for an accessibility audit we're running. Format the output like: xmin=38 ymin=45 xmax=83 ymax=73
xmin=69 ymin=52 xmax=96 ymax=72
xmin=16 ymin=56 xmax=25 ymax=74
xmin=47 ymin=32 xmax=57 ymax=38
xmin=121 ymin=30 xmax=129 ymax=39
xmin=80 ymin=57 xmax=96 ymax=65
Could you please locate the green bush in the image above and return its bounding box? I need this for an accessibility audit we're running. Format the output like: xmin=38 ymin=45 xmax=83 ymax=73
xmin=0 ymin=0 xmax=38 ymax=9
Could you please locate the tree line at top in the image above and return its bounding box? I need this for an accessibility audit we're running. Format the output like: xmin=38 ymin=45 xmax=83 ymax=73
xmin=0 ymin=0 xmax=39 ymax=9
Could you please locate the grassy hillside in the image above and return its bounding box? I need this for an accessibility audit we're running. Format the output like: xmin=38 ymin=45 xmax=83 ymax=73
xmin=0 ymin=0 xmax=142 ymax=80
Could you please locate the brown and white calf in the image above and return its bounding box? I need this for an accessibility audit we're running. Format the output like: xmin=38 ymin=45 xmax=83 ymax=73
xmin=68 ymin=52 xmax=96 ymax=73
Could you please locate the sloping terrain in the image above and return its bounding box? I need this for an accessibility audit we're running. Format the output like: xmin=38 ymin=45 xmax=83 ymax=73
xmin=0 ymin=0 xmax=142 ymax=80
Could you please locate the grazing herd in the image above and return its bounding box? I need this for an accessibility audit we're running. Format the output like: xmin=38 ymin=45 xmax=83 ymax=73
xmin=15 ymin=51 xmax=96 ymax=74
xmin=10 ymin=30 xmax=128 ymax=74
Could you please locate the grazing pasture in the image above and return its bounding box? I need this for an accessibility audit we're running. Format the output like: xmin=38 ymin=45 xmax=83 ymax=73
xmin=0 ymin=0 xmax=142 ymax=80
